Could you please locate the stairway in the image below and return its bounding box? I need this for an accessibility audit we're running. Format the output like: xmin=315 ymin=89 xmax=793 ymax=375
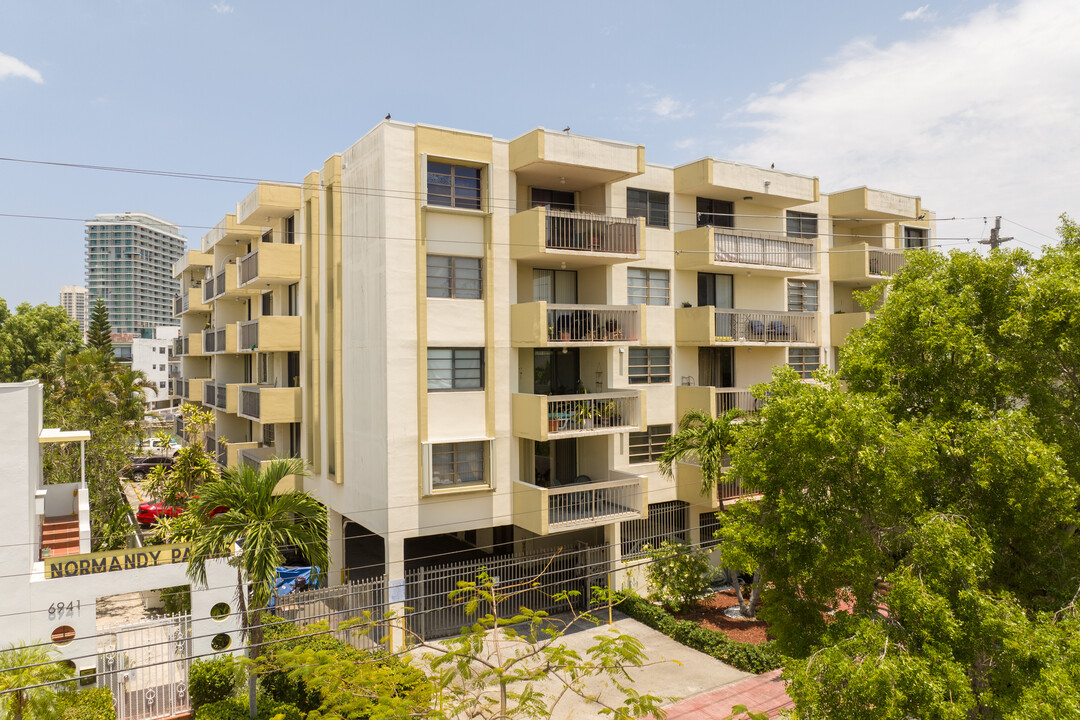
xmin=41 ymin=515 xmax=82 ymax=559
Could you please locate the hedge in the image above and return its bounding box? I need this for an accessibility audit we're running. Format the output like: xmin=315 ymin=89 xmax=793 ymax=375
xmin=58 ymin=687 xmax=115 ymax=720
xmin=190 ymin=655 xmax=244 ymax=711
xmin=616 ymin=592 xmax=785 ymax=674
xmin=195 ymin=697 xmax=302 ymax=720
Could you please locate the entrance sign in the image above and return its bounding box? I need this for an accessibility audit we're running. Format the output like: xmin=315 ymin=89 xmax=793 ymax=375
xmin=47 ymin=544 xmax=191 ymax=579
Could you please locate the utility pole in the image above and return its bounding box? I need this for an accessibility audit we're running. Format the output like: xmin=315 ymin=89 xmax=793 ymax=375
xmin=978 ymin=216 xmax=1013 ymax=250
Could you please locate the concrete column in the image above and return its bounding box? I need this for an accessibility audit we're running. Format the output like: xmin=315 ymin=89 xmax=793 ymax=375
xmin=604 ymin=521 xmax=626 ymax=592
xmin=688 ymin=507 xmax=702 ymax=549
xmin=327 ymin=509 xmax=344 ymax=586
xmin=386 ymin=532 xmax=407 ymax=651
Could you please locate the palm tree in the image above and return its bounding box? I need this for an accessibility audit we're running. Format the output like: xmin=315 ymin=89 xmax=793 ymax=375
xmin=109 ymin=365 xmax=155 ymax=425
xmin=657 ymin=408 xmax=762 ymax=617
xmin=184 ymin=458 xmax=328 ymax=718
xmin=0 ymin=643 xmax=74 ymax=720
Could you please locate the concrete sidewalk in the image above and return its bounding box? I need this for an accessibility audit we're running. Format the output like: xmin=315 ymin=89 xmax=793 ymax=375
xmin=415 ymin=610 xmax=753 ymax=720
xmin=658 ymin=669 xmax=793 ymax=719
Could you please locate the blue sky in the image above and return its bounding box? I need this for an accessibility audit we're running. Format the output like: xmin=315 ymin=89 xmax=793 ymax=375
xmin=1 ymin=0 xmax=1077 ymax=306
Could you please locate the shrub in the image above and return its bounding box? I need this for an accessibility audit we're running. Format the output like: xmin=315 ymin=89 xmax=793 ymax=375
xmin=190 ymin=656 xmax=243 ymax=710
xmin=195 ymin=697 xmax=301 ymax=720
xmin=58 ymin=687 xmax=115 ymax=720
xmin=617 ymin=593 xmax=784 ymax=674
xmin=641 ymin=540 xmax=716 ymax=611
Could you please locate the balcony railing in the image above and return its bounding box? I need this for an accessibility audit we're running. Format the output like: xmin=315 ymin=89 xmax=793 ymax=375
xmin=203 ymin=329 xmax=216 ymax=353
xmin=715 ymin=388 xmax=761 ymax=415
xmin=713 ymin=309 xmax=817 ymax=345
xmin=238 ymin=250 xmax=259 ymax=286
xmin=202 ymin=275 xmax=216 ymax=303
xmin=547 ymin=475 xmax=643 ymax=530
xmin=545 ymin=391 xmax=639 ymax=437
xmin=238 ymin=320 xmax=258 ymax=351
xmin=546 ymin=305 xmax=640 ymax=344
xmin=714 ymin=229 xmax=814 ymax=271
xmin=172 ymin=337 xmax=183 ymax=356
xmin=203 ymin=382 xmax=216 ymax=406
xmin=172 ymin=295 xmax=183 ymax=317
xmin=717 ymin=476 xmax=748 ymax=502
xmin=239 ymin=386 xmax=260 ymax=419
xmin=868 ymin=248 xmax=906 ymax=277
xmin=212 ymin=269 xmax=226 ymax=300
xmin=205 ymin=432 xmax=217 ymax=455
xmin=545 ymin=210 xmax=639 ymax=255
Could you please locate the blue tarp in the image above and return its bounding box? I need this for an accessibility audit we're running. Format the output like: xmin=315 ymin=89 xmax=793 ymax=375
xmin=270 ymin=566 xmax=319 ymax=607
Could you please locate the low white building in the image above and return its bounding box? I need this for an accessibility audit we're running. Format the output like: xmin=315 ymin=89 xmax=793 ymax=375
xmin=112 ymin=327 xmax=181 ymax=414
xmin=0 ymin=380 xmax=238 ymax=711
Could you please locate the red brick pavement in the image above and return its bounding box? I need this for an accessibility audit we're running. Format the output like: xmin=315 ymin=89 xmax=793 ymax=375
xmin=656 ymin=670 xmax=793 ymax=719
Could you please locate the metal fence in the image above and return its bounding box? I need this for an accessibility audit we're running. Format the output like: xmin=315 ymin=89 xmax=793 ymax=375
xmin=714 ymin=388 xmax=760 ymax=415
xmin=96 ymin=614 xmax=192 ymax=720
xmin=545 ymin=391 xmax=640 ymax=435
xmin=238 ymin=320 xmax=258 ymax=351
xmin=545 ymin=210 xmax=639 ymax=255
xmin=868 ymin=248 xmax=906 ymax=277
xmin=239 ymin=249 xmax=259 ymax=285
xmin=405 ymin=543 xmax=610 ymax=642
xmin=621 ymin=500 xmax=690 ymax=558
xmin=274 ymin=577 xmax=390 ymax=651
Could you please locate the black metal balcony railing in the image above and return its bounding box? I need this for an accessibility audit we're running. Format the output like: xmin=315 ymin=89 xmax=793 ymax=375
xmin=545 ymin=210 xmax=639 ymax=255
xmin=215 ymin=384 xmax=226 ymax=410
xmin=238 ymin=320 xmax=258 ymax=351
xmin=239 ymin=250 xmax=259 ymax=285
xmin=713 ymin=310 xmax=817 ymax=344
xmin=172 ymin=295 xmax=183 ymax=317
xmin=202 ymin=276 xmax=216 ymax=303
xmin=212 ymin=269 xmax=226 ymax=299
xmin=714 ymin=229 xmax=814 ymax=270
xmin=203 ymin=329 xmax=216 ymax=353
xmin=239 ymin=386 xmax=260 ymax=419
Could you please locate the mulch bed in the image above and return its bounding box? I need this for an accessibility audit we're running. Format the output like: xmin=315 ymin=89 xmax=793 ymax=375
xmin=673 ymin=589 xmax=771 ymax=645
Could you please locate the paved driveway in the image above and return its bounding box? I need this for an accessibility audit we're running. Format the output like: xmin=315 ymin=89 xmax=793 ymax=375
xmin=415 ymin=609 xmax=753 ymax=719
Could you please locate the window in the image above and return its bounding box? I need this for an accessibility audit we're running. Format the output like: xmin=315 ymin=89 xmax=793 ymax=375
xmin=430 ymin=441 xmax=487 ymax=490
xmin=786 ymin=211 xmax=818 ymax=239
xmin=787 ymin=280 xmax=819 ymax=312
xmin=629 ymin=424 xmax=672 ymax=463
xmin=629 ymin=347 xmax=671 ymax=384
xmin=427 ymin=162 xmax=482 ymax=210
xmin=904 ymin=226 xmax=928 ymax=249
xmin=627 ymin=188 xmax=669 ymax=228
xmin=284 ymin=215 xmax=295 ymax=245
xmin=627 ymin=268 xmax=670 ymax=306
xmin=158 ymin=381 xmax=166 ymax=389
xmin=263 ymin=422 xmax=275 ymax=446
xmin=427 ymin=348 xmax=484 ymax=390
xmin=261 ymin=292 xmax=273 ymax=317
xmin=530 ymin=188 xmax=575 ymax=211
xmin=427 ymin=255 xmax=482 ymax=299
xmin=788 ymin=348 xmax=820 ymax=379
xmin=697 ymin=198 xmax=734 ymax=228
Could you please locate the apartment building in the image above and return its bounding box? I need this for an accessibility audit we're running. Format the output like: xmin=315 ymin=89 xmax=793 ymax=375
xmin=85 ymin=212 xmax=186 ymax=334
xmin=59 ymin=285 xmax=90 ymax=335
xmin=111 ymin=328 xmax=181 ymax=414
xmin=174 ymin=122 xmax=934 ymax=594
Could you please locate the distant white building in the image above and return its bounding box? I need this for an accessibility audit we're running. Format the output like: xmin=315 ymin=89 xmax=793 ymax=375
xmin=59 ymin=285 xmax=89 ymax=335
xmin=111 ymin=327 xmax=182 ymax=414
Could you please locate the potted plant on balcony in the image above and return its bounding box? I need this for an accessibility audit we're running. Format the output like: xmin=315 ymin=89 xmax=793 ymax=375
xmin=598 ymin=400 xmax=621 ymax=428
xmin=573 ymin=400 xmax=596 ymax=430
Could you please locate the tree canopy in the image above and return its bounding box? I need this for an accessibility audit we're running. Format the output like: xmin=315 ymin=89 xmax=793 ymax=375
xmin=713 ymin=229 xmax=1080 ymax=717
xmin=0 ymin=301 xmax=82 ymax=382
xmin=85 ymin=297 xmax=112 ymax=352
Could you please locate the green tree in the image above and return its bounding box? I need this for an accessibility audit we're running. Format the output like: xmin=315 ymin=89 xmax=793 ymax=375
xmin=85 ymin=298 xmax=112 ymax=353
xmin=0 ymin=643 xmax=74 ymax=720
xmin=180 ymin=458 xmax=328 ymax=719
xmin=656 ymin=408 xmax=760 ymax=616
xmin=0 ymin=301 xmax=82 ymax=382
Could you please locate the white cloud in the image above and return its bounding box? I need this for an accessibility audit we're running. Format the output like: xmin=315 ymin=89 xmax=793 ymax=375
xmin=900 ymin=4 xmax=935 ymax=21
xmin=212 ymin=3 xmax=234 ymax=13
xmin=730 ymin=0 xmax=1080 ymax=246
xmin=0 ymin=51 xmax=43 ymax=84
xmin=651 ymin=96 xmax=694 ymax=120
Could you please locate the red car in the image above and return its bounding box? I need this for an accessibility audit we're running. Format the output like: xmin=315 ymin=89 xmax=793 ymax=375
xmin=137 ymin=500 xmax=227 ymax=527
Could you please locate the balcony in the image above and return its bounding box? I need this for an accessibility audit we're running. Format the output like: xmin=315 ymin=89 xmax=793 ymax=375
xmin=238 ymin=242 xmax=302 ymax=287
xmin=208 ymin=266 xmax=260 ymax=301
xmin=830 ymin=243 xmax=907 ymax=286
xmin=510 ymin=207 xmax=642 ymax=265
xmin=238 ymin=447 xmax=303 ymax=493
xmin=829 ymin=186 xmax=921 ymax=220
xmin=202 ymin=214 xmax=263 ymax=253
xmin=674 ymin=226 xmax=815 ymax=276
xmin=172 ymin=248 xmax=212 ymax=277
xmin=204 ymin=382 xmax=227 ymax=411
xmin=179 ymin=334 xmax=205 ymax=357
xmin=237 ymin=316 xmax=301 ymax=353
xmin=202 ymin=275 xmax=216 ymax=303
xmin=237 ymin=386 xmax=302 ymax=424
xmin=513 ymin=471 xmax=646 ymax=536
xmin=236 ymin=182 xmax=302 ymax=226
xmin=831 ymin=311 xmax=874 ymax=346
xmin=675 ymin=461 xmax=755 ymax=510
xmin=204 ymin=325 xmax=238 ymax=355
xmin=512 ymin=390 xmax=642 ymax=441
xmin=511 ymin=302 xmax=642 ymax=347
xmin=674 ymin=158 xmax=818 ymax=208
xmin=676 ymin=306 xmax=817 ymax=347
xmin=676 ymin=385 xmax=762 ymax=421
xmin=509 ymin=128 xmax=644 ymax=190
xmin=175 ymin=287 xmax=209 ymax=316
xmin=187 ymin=377 xmax=208 ymax=404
